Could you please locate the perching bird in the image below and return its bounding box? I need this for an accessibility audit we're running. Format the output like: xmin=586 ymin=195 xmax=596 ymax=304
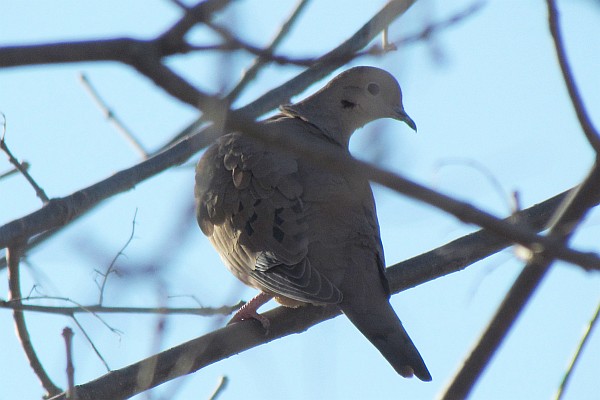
xmin=195 ymin=66 xmax=431 ymax=381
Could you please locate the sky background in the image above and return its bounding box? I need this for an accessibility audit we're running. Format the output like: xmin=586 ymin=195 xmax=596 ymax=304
xmin=1 ymin=1 xmax=599 ymax=399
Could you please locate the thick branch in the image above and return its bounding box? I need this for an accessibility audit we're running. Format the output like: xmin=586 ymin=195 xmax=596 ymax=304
xmin=47 ymin=188 xmax=577 ymax=400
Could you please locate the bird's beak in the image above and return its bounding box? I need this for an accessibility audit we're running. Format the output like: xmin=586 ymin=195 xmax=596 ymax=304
xmin=393 ymin=107 xmax=417 ymax=132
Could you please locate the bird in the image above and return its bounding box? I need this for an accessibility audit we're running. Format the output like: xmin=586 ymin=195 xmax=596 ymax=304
xmin=195 ymin=66 xmax=431 ymax=381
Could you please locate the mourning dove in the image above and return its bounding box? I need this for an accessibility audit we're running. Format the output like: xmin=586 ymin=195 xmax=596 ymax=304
xmin=195 ymin=66 xmax=431 ymax=381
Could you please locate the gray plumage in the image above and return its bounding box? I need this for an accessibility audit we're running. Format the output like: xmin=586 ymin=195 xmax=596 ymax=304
xmin=195 ymin=66 xmax=431 ymax=381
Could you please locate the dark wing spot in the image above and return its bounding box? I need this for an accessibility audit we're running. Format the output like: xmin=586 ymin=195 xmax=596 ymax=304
xmin=291 ymin=200 xmax=303 ymax=214
xmin=341 ymin=100 xmax=356 ymax=109
xmin=274 ymin=208 xmax=284 ymax=225
xmin=245 ymin=212 xmax=258 ymax=236
xmin=272 ymin=226 xmax=285 ymax=243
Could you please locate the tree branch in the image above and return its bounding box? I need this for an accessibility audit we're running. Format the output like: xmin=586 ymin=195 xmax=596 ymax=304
xmin=47 ymin=188 xmax=581 ymax=400
xmin=7 ymin=244 xmax=62 ymax=397
xmin=546 ymin=0 xmax=600 ymax=153
xmin=440 ymin=161 xmax=600 ymax=399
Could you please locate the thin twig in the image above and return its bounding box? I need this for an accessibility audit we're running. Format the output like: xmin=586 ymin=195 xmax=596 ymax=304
xmin=0 ymin=297 xmax=243 ymax=316
xmin=555 ymin=300 xmax=600 ymax=400
xmin=97 ymin=209 xmax=138 ymax=305
xmin=0 ymin=114 xmax=49 ymax=203
xmin=71 ymin=315 xmax=111 ymax=372
xmin=7 ymin=244 xmax=62 ymax=397
xmin=205 ymin=21 xmax=316 ymax=67
xmin=79 ymin=73 xmax=148 ymax=158
xmin=207 ymin=376 xmax=228 ymax=400
xmin=546 ymin=0 xmax=600 ymax=153
xmin=439 ymin=162 xmax=600 ymax=399
xmin=0 ymin=161 xmax=29 ymax=180
xmin=62 ymin=327 xmax=77 ymax=400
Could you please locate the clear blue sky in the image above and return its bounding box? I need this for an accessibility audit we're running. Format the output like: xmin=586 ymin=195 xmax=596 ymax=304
xmin=1 ymin=1 xmax=599 ymax=399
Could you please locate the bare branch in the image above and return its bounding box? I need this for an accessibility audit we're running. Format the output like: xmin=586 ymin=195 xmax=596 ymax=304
xmin=225 ymin=0 xmax=311 ymax=102
xmin=0 ymin=160 xmax=29 ymax=180
xmin=97 ymin=210 xmax=138 ymax=305
xmin=0 ymin=298 xmax=243 ymax=317
xmin=1 ymin=115 xmax=49 ymax=203
xmin=546 ymin=0 xmax=600 ymax=153
xmin=0 ymin=1 xmax=229 ymax=110
xmin=7 ymin=244 xmax=62 ymax=397
xmin=158 ymin=0 xmax=232 ymax=46
xmin=440 ymin=162 xmax=600 ymax=399
xmin=71 ymin=315 xmax=111 ymax=372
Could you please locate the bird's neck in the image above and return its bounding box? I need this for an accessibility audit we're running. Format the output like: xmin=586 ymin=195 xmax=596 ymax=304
xmin=280 ymin=101 xmax=356 ymax=149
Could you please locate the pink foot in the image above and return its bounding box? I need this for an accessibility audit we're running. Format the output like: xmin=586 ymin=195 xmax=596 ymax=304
xmin=228 ymin=292 xmax=272 ymax=330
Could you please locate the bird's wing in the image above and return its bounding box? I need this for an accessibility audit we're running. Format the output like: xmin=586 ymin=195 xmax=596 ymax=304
xmin=195 ymin=120 xmax=342 ymax=304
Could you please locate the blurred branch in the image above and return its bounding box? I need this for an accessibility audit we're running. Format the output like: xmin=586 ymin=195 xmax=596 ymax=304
xmin=361 ymin=1 xmax=485 ymax=56
xmin=163 ymin=0 xmax=419 ymax=148
xmin=225 ymin=0 xmax=311 ymax=103
xmin=7 ymin=244 xmax=62 ymax=397
xmin=47 ymin=189 xmax=581 ymax=400
xmin=2 ymin=105 xmax=600 ymax=270
xmin=232 ymin=0 xmax=418 ymax=118
xmin=546 ymin=0 xmax=600 ymax=153
xmin=440 ymin=162 xmax=600 ymax=400
xmin=1 ymin=114 xmax=49 ymax=203
xmin=0 ymin=298 xmax=244 ymax=317
xmin=79 ymin=73 xmax=148 ymax=158
xmin=224 ymin=112 xmax=600 ymax=271
xmin=555 ymin=300 xmax=600 ymax=400
xmin=204 ymin=20 xmax=317 ymax=67
xmin=0 ymin=1 xmax=230 ymax=110
xmin=0 ymin=0 xmax=418 ymax=250
xmin=439 ymin=4 xmax=600 ymax=395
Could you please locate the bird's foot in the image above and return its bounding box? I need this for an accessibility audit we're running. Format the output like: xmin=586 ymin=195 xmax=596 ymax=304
xmin=228 ymin=292 xmax=272 ymax=330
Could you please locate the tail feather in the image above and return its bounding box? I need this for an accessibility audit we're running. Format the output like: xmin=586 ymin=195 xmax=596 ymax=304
xmin=340 ymin=299 xmax=431 ymax=381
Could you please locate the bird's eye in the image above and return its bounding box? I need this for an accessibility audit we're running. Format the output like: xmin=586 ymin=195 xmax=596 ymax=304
xmin=367 ymin=83 xmax=380 ymax=96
